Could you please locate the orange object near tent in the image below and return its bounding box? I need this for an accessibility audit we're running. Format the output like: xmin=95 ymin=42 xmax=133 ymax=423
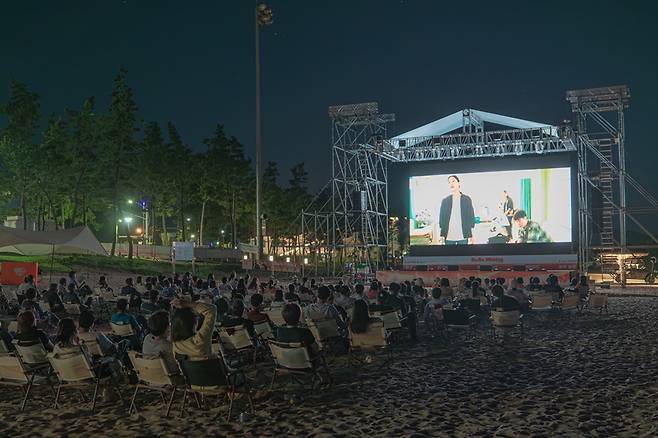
xmin=0 ymin=261 xmax=39 ymax=286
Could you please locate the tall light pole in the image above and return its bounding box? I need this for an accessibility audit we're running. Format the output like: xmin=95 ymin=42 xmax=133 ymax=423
xmin=255 ymin=3 xmax=273 ymax=261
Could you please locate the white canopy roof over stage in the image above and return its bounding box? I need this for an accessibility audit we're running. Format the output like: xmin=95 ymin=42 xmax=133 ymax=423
xmin=390 ymin=109 xmax=559 ymax=148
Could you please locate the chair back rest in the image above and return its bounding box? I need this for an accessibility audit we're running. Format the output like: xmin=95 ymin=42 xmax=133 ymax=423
xmin=14 ymin=342 xmax=48 ymax=364
xmin=308 ymin=318 xmax=340 ymax=341
xmin=269 ymin=341 xmax=313 ymax=370
xmin=253 ymin=321 xmax=273 ymax=339
xmin=350 ymin=320 xmax=387 ymax=348
xmin=38 ymin=301 xmax=50 ymax=312
xmin=218 ymin=326 xmax=253 ymax=351
xmin=101 ymin=291 xmax=116 ymax=302
xmin=0 ymin=339 xmax=9 ymax=353
xmin=7 ymin=321 xmax=18 ymax=334
xmin=128 ymin=351 xmax=173 ymax=386
xmin=561 ymin=294 xmax=580 ymax=310
xmin=491 ymin=310 xmax=520 ymax=327
xmin=177 ymin=357 xmax=227 ymax=387
xmin=588 ymin=294 xmax=607 ymax=308
xmin=371 ymin=311 xmax=402 ymax=330
xmin=48 ymin=350 xmax=95 ymax=382
xmin=0 ymin=353 xmax=28 ymax=384
xmin=64 ymin=303 xmax=81 ymax=315
xmin=2 ymin=289 xmax=18 ymax=303
xmin=265 ymin=308 xmax=286 ymax=326
xmin=531 ymin=294 xmax=553 ymax=309
xmin=80 ymin=336 xmax=104 ymax=356
xmin=111 ymin=322 xmax=135 ymax=337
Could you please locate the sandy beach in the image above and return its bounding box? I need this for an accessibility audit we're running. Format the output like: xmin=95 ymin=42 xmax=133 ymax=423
xmin=2 ymin=296 xmax=658 ymax=437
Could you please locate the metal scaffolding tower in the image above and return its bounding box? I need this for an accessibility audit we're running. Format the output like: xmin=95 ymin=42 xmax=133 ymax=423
xmin=329 ymin=103 xmax=395 ymax=273
xmin=567 ymin=85 xmax=658 ymax=282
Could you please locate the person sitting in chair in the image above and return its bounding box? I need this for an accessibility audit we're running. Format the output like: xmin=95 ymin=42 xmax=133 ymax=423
xmin=491 ymin=285 xmax=521 ymax=312
xmin=276 ymin=303 xmax=318 ymax=355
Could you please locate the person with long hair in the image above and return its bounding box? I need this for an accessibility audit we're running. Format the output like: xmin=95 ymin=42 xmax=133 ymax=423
xmin=53 ymin=318 xmax=90 ymax=359
xmin=349 ymin=300 xmax=379 ymax=334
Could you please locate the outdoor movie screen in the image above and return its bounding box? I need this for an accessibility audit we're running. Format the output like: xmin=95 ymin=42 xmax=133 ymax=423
xmin=408 ymin=167 xmax=572 ymax=247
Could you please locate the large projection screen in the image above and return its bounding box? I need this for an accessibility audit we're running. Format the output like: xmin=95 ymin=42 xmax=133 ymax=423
xmin=402 ymin=154 xmax=576 ymax=257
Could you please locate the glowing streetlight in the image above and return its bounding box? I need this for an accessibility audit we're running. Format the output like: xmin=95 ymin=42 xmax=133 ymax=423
xmin=304 ymin=257 xmax=309 ymax=265
xmin=190 ymin=234 xmax=195 ymax=239
xmin=127 ymin=199 xmax=134 ymax=204
xmin=124 ymin=217 xmax=133 ymax=223
xmin=135 ymin=228 xmax=143 ymax=234
xmin=285 ymin=257 xmax=290 ymax=263
xmin=268 ymin=255 xmax=274 ymax=262
xmin=186 ymin=217 xmax=191 ymax=222
xmin=243 ymin=254 xmax=249 ymax=260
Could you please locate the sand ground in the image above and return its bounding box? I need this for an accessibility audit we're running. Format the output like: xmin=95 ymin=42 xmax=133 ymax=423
xmin=2 ymin=296 xmax=658 ymax=437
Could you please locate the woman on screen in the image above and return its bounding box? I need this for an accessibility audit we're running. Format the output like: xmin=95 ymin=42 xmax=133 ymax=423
xmin=438 ymin=175 xmax=475 ymax=245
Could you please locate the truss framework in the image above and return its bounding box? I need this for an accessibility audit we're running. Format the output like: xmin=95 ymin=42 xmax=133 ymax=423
xmin=568 ymin=85 xmax=658 ymax=283
xmin=298 ymin=88 xmax=656 ymax=280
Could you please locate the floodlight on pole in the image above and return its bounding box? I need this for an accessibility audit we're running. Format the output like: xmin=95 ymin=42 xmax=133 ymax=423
xmin=255 ymin=3 xmax=273 ymax=262
xmin=127 ymin=199 xmax=133 ymax=204
xmin=124 ymin=217 xmax=133 ymax=223
xmin=268 ymin=255 xmax=274 ymax=262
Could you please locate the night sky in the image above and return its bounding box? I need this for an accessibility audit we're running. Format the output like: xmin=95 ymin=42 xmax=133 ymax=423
xmin=2 ymin=1 xmax=657 ymax=193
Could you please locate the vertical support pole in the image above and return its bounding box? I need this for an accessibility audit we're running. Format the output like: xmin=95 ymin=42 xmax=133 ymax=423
xmin=618 ymin=99 xmax=627 ymax=287
xmin=255 ymin=7 xmax=263 ymax=261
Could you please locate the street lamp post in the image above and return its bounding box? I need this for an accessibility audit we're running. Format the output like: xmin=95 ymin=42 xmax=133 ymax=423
xmin=255 ymin=3 xmax=273 ymax=262
xmin=124 ymin=217 xmax=134 ymax=260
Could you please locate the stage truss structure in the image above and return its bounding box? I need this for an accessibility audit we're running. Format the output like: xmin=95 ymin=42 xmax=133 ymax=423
xmin=298 ymin=88 xmax=657 ymax=280
xmin=568 ymin=85 xmax=658 ymax=283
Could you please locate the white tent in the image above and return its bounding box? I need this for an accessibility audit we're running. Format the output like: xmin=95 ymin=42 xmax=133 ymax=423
xmin=0 ymin=226 xmax=107 ymax=256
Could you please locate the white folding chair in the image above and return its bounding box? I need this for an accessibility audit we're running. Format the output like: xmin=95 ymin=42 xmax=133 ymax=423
xmin=111 ymin=322 xmax=135 ymax=337
xmin=490 ymin=309 xmax=523 ymax=341
xmin=128 ymin=351 xmax=179 ymax=417
xmin=0 ymin=352 xmax=54 ymax=410
xmin=268 ymin=340 xmax=331 ymax=392
xmin=48 ymin=348 xmax=124 ymax=413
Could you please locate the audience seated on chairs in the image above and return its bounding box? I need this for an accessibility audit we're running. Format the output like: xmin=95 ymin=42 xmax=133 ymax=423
xmin=143 ymin=310 xmax=178 ymax=373
xmin=52 ymin=318 xmax=93 ymax=361
xmin=544 ymin=275 xmax=564 ymax=303
xmin=14 ymin=310 xmax=53 ymax=351
xmin=424 ymin=287 xmax=449 ymax=323
xmin=78 ymin=310 xmax=128 ymax=362
xmin=284 ymin=284 xmax=300 ymax=303
xmin=440 ymin=278 xmax=454 ymax=299
xmin=222 ymin=300 xmax=255 ymax=337
xmin=507 ymin=278 xmax=530 ymax=313
xmin=140 ymin=289 xmax=160 ymax=315
xmin=270 ymin=290 xmax=285 ymax=308
xmin=63 ymin=283 xmax=81 ymax=305
xmin=334 ymin=285 xmax=355 ymax=310
xmin=45 ymin=283 xmax=65 ymax=314
xmin=350 ymin=300 xmax=380 ymax=335
xmin=171 ymin=299 xmax=216 ymax=360
xmin=276 ymin=303 xmax=318 ymax=355
xmin=384 ymin=283 xmax=404 ymax=311
xmin=20 ymin=288 xmax=45 ymax=321
xmin=351 ymin=284 xmax=367 ymax=303
xmin=491 ymin=285 xmax=521 ymax=312
xmin=246 ymin=294 xmax=271 ymax=325
xmin=305 ymin=286 xmax=345 ymax=328
xmin=111 ymin=299 xmax=142 ymax=334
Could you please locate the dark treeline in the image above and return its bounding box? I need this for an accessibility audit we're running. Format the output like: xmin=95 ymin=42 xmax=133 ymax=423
xmin=0 ymin=69 xmax=312 ymax=255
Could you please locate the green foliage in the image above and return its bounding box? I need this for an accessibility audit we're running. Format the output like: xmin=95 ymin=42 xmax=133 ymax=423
xmin=0 ymin=71 xmax=315 ymax=253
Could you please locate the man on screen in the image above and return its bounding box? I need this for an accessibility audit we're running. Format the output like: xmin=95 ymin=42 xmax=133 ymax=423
xmin=501 ymin=190 xmax=514 ymax=237
xmin=513 ymin=210 xmax=552 ymax=243
xmin=438 ymin=175 xmax=475 ymax=245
